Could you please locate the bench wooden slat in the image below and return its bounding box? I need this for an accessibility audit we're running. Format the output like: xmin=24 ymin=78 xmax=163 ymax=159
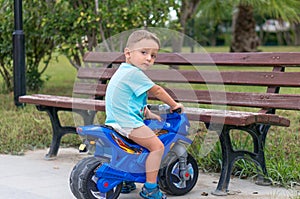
xmin=73 ymin=83 xmax=107 ymax=96
xmin=158 ymin=89 xmax=300 ymax=110
xmin=148 ymin=70 xmax=300 ymax=87
xmin=77 ymin=68 xmax=300 ymax=87
xmin=73 ymin=83 xmax=300 ymax=110
xmin=184 ymin=107 xmax=290 ymax=127
xmin=84 ymin=52 xmax=300 ymax=66
xmin=18 ymin=94 xmax=290 ymax=127
xmin=19 ymin=94 xmax=106 ymax=111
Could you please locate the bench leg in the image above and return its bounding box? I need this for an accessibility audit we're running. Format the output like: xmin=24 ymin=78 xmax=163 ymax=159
xmin=37 ymin=106 xmax=96 ymax=159
xmin=211 ymin=125 xmax=234 ymax=196
xmin=74 ymin=110 xmax=97 ymax=153
xmin=78 ymin=110 xmax=97 ymax=125
xmin=38 ymin=106 xmax=76 ymax=159
xmin=211 ymin=124 xmax=271 ymax=196
xmin=254 ymin=124 xmax=272 ymax=186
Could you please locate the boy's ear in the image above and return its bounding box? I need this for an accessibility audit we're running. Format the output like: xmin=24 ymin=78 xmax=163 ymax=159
xmin=124 ymin=48 xmax=130 ymax=59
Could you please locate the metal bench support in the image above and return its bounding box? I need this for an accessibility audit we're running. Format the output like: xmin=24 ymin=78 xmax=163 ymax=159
xmin=36 ymin=105 xmax=96 ymax=159
xmin=211 ymin=123 xmax=271 ymax=195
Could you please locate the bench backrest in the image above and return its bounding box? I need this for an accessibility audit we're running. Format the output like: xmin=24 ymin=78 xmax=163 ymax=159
xmin=74 ymin=52 xmax=300 ymax=113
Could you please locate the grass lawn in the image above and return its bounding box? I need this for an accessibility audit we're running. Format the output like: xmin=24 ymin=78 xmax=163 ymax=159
xmin=0 ymin=46 xmax=299 ymax=189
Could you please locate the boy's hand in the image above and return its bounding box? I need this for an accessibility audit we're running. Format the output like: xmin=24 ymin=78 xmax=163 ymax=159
xmin=144 ymin=107 xmax=162 ymax=121
xmin=171 ymin=103 xmax=184 ymax=113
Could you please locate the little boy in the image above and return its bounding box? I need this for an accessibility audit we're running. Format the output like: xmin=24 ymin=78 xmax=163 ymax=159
xmin=105 ymin=29 xmax=184 ymax=199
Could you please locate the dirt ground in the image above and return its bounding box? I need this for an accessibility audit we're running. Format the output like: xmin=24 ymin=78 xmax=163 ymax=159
xmin=0 ymin=148 xmax=298 ymax=199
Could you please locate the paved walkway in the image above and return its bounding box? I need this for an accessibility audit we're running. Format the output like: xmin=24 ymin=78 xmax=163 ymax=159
xmin=0 ymin=148 xmax=298 ymax=199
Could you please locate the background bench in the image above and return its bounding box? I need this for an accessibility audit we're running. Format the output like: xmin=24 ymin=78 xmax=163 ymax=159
xmin=19 ymin=51 xmax=300 ymax=195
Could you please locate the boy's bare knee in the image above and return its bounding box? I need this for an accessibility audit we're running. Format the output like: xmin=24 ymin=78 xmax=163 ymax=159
xmin=159 ymin=142 xmax=165 ymax=151
xmin=152 ymin=141 xmax=164 ymax=153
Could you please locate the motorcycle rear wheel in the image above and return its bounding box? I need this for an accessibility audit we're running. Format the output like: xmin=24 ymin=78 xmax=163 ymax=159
xmin=71 ymin=156 xmax=122 ymax=199
xmin=70 ymin=156 xmax=96 ymax=198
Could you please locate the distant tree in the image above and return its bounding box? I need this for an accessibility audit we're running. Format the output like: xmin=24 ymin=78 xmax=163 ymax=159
xmin=22 ymin=0 xmax=60 ymax=91
xmin=294 ymin=16 xmax=300 ymax=45
xmin=0 ymin=0 xmax=61 ymax=92
xmin=230 ymin=3 xmax=259 ymax=52
xmin=0 ymin=0 xmax=175 ymax=92
xmin=55 ymin=0 xmax=176 ymax=69
xmin=198 ymin=0 xmax=300 ymax=52
xmin=232 ymin=0 xmax=300 ymax=52
xmin=170 ymin=0 xmax=201 ymax=52
xmin=192 ymin=0 xmax=232 ymax=46
xmin=0 ymin=0 xmax=14 ymax=91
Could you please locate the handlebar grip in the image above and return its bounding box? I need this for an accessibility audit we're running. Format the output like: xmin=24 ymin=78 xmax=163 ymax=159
xmin=172 ymin=108 xmax=182 ymax=113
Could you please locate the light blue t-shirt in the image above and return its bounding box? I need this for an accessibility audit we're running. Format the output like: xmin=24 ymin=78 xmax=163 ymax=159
xmin=105 ymin=63 xmax=155 ymax=128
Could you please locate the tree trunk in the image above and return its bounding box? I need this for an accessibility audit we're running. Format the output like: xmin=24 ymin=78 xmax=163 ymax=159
xmin=171 ymin=0 xmax=201 ymax=69
xmin=230 ymin=4 xmax=260 ymax=52
xmin=172 ymin=0 xmax=201 ymax=53
xmin=295 ymin=22 xmax=300 ymax=46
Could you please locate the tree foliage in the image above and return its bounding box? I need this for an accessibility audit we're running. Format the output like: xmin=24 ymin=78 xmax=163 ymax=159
xmin=0 ymin=1 xmax=14 ymax=91
xmin=0 ymin=0 xmax=175 ymax=92
xmin=55 ymin=0 xmax=176 ymax=68
xmin=0 ymin=0 xmax=62 ymax=92
xmin=23 ymin=0 xmax=59 ymax=91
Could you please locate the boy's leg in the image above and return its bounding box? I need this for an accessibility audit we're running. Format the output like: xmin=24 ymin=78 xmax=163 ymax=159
xmin=129 ymin=125 xmax=164 ymax=183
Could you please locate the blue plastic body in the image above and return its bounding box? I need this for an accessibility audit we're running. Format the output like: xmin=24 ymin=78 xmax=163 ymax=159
xmin=77 ymin=112 xmax=191 ymax=193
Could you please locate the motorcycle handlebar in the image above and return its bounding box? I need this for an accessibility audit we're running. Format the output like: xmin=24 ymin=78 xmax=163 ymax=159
xmin=147 ymin=104 xmax=182 ymax=114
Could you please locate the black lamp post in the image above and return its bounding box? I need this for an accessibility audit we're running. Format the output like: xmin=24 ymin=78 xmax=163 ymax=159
xmin=13 ymin=0 xmax=26 ymax=107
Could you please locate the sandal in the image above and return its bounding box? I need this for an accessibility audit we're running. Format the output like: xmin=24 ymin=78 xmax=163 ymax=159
xmin=139 ymin=184 xmax=167 ymax=199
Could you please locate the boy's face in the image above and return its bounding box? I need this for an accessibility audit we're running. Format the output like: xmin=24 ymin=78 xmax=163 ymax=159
xmin=125 ymin=39 xmax=159 ymax=70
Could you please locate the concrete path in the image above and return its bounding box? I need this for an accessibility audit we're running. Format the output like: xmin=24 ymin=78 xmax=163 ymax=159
xmin=0 ymin=148 xmax=298 ymax=199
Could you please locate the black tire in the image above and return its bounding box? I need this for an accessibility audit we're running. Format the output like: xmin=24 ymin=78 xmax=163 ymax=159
xmin=77 ymin=157 xmax=122 ymax=199
xmin=159 ymin=153 xmax=199 ymax=196
xmin=70 ymin=156 xmax=95 ymax=199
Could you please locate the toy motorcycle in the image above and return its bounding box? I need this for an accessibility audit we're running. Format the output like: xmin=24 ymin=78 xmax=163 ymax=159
xmin=70 ymin=104 xmax=199 ymax=199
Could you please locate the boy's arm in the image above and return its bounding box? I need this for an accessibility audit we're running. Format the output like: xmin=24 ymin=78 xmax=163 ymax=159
xmin=148 ymin=85 xmax=183 ymax=111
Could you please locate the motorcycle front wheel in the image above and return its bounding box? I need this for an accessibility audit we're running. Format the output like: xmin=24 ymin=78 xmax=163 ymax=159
xmin=159 ymin=153 xmax=199 ymax=196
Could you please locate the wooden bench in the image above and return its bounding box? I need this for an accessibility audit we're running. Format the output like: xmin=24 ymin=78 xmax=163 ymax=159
xmin=19 ymin=51 xmax=300 ymax=195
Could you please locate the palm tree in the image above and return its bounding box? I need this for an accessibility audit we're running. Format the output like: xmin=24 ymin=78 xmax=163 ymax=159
xmin=230 ymin=4 xmax=259 ymax=52
xmin=199 ymin=0 xmax=300 ymax=52
xmin=295 ymin=16 xmax=300 ymax=45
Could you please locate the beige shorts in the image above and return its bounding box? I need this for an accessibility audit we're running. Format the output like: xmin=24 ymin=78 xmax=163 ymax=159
xmin=109 ymin=124 xmax=133 ymax=138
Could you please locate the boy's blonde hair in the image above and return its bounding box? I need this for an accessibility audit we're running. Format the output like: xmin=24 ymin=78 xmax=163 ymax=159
xmin=126 ymin=30 xmax=161 ymax=49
